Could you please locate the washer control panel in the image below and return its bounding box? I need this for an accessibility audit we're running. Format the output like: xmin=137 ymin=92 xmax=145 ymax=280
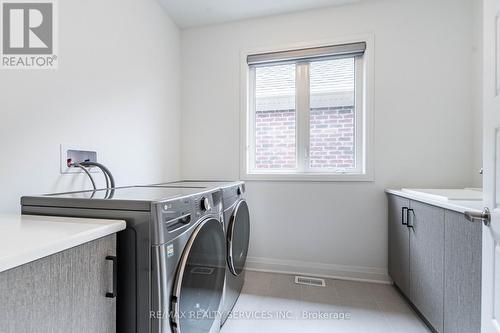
xmin=152 ymin=197 xmax=194 ymax=245
xmin=153 ymin=189 xmax=224 ymax=245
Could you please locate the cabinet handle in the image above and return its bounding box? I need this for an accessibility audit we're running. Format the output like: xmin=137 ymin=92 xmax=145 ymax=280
xmin=106 ymin=255 xmax=117 ymax=298
xmin=407 ymin=209 xmax=414 ymax=229
xmin=402 ymin=207 xmax=408 ymax=225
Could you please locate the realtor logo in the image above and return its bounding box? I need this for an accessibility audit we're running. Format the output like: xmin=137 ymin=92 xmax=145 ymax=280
xmin=1 ymin=0 xmax=57 ymax=69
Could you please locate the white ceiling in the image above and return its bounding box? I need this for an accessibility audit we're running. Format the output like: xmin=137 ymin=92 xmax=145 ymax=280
xmin=159 ymin=0 xmax=360 ymax=28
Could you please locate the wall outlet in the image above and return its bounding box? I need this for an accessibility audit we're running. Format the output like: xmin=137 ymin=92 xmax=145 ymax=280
xmin=60 ymin=144 xmax=99 ymax=174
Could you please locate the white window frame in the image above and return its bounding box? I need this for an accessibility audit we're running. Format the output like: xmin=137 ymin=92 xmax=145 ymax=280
xmin=239 ymin=35 xmax=374 ymax=182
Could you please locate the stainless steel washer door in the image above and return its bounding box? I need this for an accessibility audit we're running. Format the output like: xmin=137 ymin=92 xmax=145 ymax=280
xmin=227 ymin=200 xmax=250 ymax=276
xmin=171 ymin=218 xmax=226 ymax=333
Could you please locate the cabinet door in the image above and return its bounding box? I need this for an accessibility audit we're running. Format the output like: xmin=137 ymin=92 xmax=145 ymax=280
xmin=0 ymin=234 xmax=116 ymax=333
xmin=388 ymin=194 xmax=410 ymax=296
xmin=72 ymin=234 xmax=117 ymax=333
xmin=444 ymin=210 xmax=482 ymax=333
xmin=409 ymin=200 xmax=445 ymax=332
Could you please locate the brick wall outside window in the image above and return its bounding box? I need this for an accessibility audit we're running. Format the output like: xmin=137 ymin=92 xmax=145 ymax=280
xmin=253 ymin=58 xmax=356 ymax=171
xmin=309 ymin=106 xmax=354 ymax=169
xmin=255 ymin=109 xmax=296 ymax=169
xmin=255 ymin=106 xmax=355 ymax=170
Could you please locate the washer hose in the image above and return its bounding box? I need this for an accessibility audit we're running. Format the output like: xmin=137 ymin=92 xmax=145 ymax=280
xmin=80 ymin=161 xmax=115 ymax=199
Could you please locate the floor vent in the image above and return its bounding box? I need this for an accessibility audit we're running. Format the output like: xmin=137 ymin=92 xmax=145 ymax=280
xmin=294 ymin=276 xmax=326 ymax=287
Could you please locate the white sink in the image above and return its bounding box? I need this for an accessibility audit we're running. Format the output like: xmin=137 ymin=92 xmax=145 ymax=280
xmin=401 ymin=188 xmax=483 ymax=201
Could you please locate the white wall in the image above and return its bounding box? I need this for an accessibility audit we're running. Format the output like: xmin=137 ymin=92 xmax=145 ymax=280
xmin=472 ymin=0 xmax=483 ymax=187
xmin=181 ymin=0 xmax=476 ymax=281
xmin=0 ymin=0 xmax=181 ymax=212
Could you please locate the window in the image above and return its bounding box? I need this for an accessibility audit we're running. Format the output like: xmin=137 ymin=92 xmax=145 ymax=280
xmin=243 ymin=41 xmax=372 ymax=181
xmin=254 ymin=64 xmax=297 ymax=170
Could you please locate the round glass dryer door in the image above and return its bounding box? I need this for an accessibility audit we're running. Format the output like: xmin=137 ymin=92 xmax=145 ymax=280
xmin=172 ymin=218 xmax=225 ymax=333
xmin=227 ymin=200 xmax=250 ymax=276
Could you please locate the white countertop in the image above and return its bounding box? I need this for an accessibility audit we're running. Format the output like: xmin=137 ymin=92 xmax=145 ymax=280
xmin=385 ymin=189 xmax=484 ymax=214
xmin=0 ymin=214 xmax=126 ymax=273
xmin=401 ymin=188 xmax=483 ymax=201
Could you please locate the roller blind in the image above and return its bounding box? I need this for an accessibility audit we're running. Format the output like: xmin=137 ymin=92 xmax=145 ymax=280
xmin=247 ymin=42 xmax=366 ymax=66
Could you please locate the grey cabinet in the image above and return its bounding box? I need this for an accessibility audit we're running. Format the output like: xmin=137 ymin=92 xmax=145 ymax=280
xmin=409 ymin=201 xmax=445 ymax=332
xmin=387 ymin=194 xmax=482 ymax=333
xmin=388 ymin=194 xmax=410 ymax=296
xmin=444 ymin=210 xmax=482 ymax=333
xmin=0 ymin=234 xmax=116 ymax=333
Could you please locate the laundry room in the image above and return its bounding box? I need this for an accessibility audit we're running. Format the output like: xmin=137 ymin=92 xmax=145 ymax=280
xmin=0 ymin=0 xmax=495 ymax=332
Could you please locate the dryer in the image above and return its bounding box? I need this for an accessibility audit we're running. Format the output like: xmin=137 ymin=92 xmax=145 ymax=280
xmin=151 ymin=188 xmax=226 ymax=333
xmin=155 ymin=181 xmax=250 ymax=325
xmin=21 ymin=186 xmax=226 ymax=333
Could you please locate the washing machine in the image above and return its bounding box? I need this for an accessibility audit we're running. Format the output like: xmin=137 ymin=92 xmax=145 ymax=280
xmin=21 ymin=186 xmax=226 ymax=333
xmin=152 ymin=181 xmax=250 ymax=325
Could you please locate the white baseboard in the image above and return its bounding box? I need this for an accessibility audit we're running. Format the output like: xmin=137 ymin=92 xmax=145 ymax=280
xmin=245 ymin=256 xmax=392 ymax=284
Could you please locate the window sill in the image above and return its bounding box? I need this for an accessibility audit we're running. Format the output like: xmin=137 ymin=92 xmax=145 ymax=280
xmin=241 ymin=172 xmax=374 ymax=182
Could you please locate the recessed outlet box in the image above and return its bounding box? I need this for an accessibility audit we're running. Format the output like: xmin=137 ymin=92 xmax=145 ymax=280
xmin=60 ymin=145 xmax=98 ymax=174
xmin=67 ymin=149 xmax=97 ymax=165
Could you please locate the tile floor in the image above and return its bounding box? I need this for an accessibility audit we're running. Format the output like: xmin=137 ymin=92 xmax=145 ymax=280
xmin=221 ymin=271 xmax=431 ymax=333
